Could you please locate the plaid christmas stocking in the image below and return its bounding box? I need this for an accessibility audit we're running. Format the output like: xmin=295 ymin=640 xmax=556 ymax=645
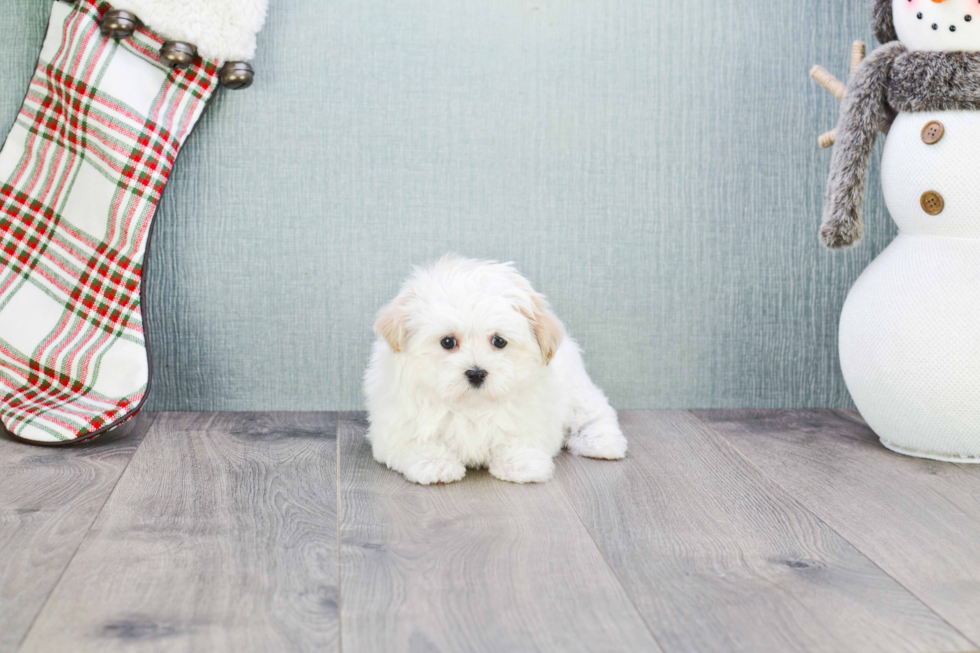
xmin=0 ymin=0 xmax=266 ymax=444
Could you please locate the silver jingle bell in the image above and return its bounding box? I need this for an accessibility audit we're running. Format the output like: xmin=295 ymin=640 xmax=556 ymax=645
xmin=219 ymin=62 xmax=255 ymax=90
xmin=160 ymin=41 xmax=198 ymax=70
xmin=100 ymin=9 xmax=139 ymax=40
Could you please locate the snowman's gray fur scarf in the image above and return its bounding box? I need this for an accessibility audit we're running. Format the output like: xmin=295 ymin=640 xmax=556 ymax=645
xmin=872 ymin=0 xmax=897 ymax=45
xmin=889 ymin=51 xmax=980 ymax=112
xmin=821 ymin=42 xmax=904 ymax=249
xmin=821 ymin=43 xmax=980 ymax=249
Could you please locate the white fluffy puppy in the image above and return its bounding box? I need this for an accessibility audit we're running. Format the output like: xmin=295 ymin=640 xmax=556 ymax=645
xmin=364 ymin=255 xmax=627 ymax=485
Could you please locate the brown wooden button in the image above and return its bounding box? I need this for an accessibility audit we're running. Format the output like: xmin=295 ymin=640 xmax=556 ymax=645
xmin=921 ymin=191 xmax=945 ymax=215
xmin=921 ymin=121 xmax=944 ymax=145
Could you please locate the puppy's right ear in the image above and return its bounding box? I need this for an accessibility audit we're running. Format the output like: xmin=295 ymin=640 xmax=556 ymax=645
xmin=374 ymin=293 xmax=412 ymax=353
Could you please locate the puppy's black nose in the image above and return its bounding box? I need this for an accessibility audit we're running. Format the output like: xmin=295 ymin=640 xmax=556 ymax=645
xmin=465 ymin=367 xmax=488 ymax=387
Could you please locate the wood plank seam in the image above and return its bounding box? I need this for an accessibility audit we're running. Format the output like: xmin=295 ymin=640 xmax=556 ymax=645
xmin=336 ymin=411 xmax=661 ymax=652
xmin=554 ymin=410 xmax=974 ymax=652
xmin=337 ymin=412 xmax=344 ymax=653
xmin=837 ymin=408 xmax=980 ymax=499
xmin=685 ymin=410 xmax=980 ymax=651
xmin=827 ymin=410 xmax=980 ymax=648
xmin=552 ymin=466 xmax=669 ymax=653
xmin=14 ymin=413 xmax=158 ymax=652
xmin=17 ymin=412 xmax=340 ymax=652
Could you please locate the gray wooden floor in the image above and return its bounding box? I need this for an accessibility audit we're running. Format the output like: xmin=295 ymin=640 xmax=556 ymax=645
xmin=2 ymin=411 xmax=979 ymax=653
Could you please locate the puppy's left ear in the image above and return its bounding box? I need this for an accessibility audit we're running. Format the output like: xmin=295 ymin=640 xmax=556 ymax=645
xmin=374 ymin=293 xmax=413 ymax=353
xmin=524 ymin=294 xmax=565 ymax=364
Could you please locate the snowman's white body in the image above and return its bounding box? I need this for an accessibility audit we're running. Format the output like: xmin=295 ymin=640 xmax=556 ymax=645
xmin=840 ymin=110 xmax=980 ymax=461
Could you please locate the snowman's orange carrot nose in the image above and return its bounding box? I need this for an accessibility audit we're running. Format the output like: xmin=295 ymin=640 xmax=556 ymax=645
xmin=931 ymin=0 xmax=949 ymax=3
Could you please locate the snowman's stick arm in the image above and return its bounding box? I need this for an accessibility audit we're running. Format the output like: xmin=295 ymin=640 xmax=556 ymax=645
xmin=811 ymin=66 xmax=847 ymax=100
xmin=818 ymin=129 xmax=837 ymax=149
xmin=812 ymin=41 xmax=874 ymax=148
xmin=820 ymin=41 xmax=906 ymax=250
xmin=811 ymin=63 xmax=846 ymax=148
xmin=851 ymin=41 xmax=867 ymax=75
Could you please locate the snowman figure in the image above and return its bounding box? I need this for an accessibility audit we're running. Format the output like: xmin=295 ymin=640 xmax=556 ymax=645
xmin=816 ymin=0 xmax=980 ymax=461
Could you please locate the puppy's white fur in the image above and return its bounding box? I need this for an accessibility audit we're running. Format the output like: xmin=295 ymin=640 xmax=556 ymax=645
xmin=364 ymin=255 xmax=627 ymax=485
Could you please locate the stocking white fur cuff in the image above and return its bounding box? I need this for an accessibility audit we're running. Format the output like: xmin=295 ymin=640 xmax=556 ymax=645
xmin=107 ymin=0 xmax=269 ymax=62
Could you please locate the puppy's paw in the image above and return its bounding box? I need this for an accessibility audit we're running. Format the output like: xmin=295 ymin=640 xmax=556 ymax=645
xmin=489 ymin=449 xmax=555 ymax=484
xmin=566 ymin=423 xmax=627 ymax=460
xmin=403 ymin=458 xmax=466 ymax=485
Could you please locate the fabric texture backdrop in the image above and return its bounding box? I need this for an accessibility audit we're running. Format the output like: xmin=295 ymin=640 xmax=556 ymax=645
xmin=0 ymin=0 xmax=892 ymax=411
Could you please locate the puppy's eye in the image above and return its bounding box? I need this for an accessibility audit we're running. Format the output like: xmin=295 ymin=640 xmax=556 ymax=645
xmin=441 ymin=337 xmax=457 ymax=350
xmin=491 ymin=335 xmax=507 ymax=349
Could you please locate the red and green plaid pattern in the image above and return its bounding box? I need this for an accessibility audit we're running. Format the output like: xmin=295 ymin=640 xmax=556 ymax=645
xmin=0 ymin=0 xmax=220 ymax=443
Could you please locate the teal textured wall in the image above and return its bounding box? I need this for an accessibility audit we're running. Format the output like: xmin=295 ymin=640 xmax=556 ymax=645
xmin=0 ymin=0 xmax=894 ymax=410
